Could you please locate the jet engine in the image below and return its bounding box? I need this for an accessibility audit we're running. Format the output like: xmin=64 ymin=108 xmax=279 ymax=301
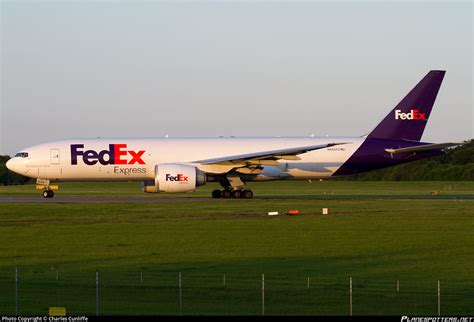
xmin=142 ymin=163 xmax=206 ymax=193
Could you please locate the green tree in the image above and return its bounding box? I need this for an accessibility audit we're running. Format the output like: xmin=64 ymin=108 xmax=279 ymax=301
xmin=0 ymin=155 xmax=31 ymax=185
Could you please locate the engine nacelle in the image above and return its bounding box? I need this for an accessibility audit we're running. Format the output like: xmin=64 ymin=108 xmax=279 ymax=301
xmin=142 ymin=163 xmax=206 ymax=193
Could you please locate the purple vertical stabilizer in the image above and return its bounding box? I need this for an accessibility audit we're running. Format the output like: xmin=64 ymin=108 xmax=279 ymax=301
xmin=367 ymin=70 xmax=445 ymax=142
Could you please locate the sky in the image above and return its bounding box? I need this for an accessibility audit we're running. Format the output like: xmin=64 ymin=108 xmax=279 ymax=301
xmin=1 ymin=0 xmax=472 ymax=155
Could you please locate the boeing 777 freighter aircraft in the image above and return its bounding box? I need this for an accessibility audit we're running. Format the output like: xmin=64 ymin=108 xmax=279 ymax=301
xmin=7 ymin=70 xmax=464 ymax=198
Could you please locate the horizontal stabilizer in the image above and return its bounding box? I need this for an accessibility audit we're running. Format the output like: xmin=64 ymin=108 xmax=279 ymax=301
xmin=385 ymin=142 xmax=464 ymax=154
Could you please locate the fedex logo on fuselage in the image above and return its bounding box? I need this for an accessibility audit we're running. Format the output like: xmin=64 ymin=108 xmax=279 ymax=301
xmin=71 ymin=144 xmax=145 ymax=166
xmin=395 ymin=109 xmax=426 ymax=121
xmin=166 ymin=174 xmax=189 ymax=182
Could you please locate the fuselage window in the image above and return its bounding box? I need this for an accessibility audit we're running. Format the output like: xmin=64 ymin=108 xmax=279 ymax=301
xmin=14 ymin=152 xmax=28 ymax=158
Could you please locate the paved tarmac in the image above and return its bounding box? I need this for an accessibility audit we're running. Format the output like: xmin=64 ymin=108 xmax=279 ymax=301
xmin=0 ymin=196 xmax=211 ymax=203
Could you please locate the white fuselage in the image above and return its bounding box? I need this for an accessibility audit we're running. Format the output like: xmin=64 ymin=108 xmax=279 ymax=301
xmin=8 ymin=137 xmax=364 ymax=181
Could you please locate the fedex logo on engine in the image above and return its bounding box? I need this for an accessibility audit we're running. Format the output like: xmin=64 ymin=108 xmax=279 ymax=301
xmin=395 ymin=109 xmax=426 ymax=121
xmin=166 ymin=174 xmax=189 ymax=182
xmin=71 ymin=144 xmax=145 ymax=165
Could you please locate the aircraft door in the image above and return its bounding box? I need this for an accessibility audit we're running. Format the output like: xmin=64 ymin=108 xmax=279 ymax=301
xmin=50 ymin=149 xmax=60 ymax=165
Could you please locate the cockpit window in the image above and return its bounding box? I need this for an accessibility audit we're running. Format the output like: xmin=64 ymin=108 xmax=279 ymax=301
xmin=14 ymin=152 xmax=28 ymax=158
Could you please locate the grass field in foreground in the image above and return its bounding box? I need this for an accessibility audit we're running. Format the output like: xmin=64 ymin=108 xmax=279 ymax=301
xmin=0 ymin=181 xmax=473 ymax=315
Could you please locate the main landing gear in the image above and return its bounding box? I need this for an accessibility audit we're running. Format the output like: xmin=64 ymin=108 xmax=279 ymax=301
xmin=212 ymin=189 xmax=253 ymax=199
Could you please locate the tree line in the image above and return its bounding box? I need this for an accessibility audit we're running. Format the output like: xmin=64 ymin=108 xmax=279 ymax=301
xmin=1 ymin=139 xmax=472 ymax=185
xmin=0 ymin=155 xmax=31 ymax=185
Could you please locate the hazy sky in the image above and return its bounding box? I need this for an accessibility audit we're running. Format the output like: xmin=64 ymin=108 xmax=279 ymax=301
xmin=1 ymin=1 xmax=472 ymax=155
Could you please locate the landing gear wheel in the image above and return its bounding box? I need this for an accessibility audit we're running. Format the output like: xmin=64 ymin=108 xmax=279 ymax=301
xmin=221 ymin=189 xmax=232 ymax=199
xmin=242 ymin=190 xmax=253 ymax=199
xmin=231 ymin=190 xmax=242 ymax=199
xmin=43 ymin=190 xmax=54 ymax=198
xmin=212 ymin=189 xmax=222 ymax=199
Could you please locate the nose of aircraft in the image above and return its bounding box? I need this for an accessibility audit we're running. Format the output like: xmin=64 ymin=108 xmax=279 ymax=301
xmin=6 ymin=158 xmax=13 ymax=170
xmin=6 ymin=158 xmax=20 ymax=174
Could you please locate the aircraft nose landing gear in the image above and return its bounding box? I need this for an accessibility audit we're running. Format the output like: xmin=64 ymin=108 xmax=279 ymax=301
xmin=42 ymin=190 xmax=54 ymax=198
xmin=37 ymin=179 xmax=57 ymax=198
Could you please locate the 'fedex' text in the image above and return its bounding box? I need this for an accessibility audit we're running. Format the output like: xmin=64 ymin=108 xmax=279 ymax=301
xmin=165 ymin=174 xmax=189 ymax=182
xmin=395 ymin=109 xmax=426 ymax=121
xmin=71 ymin=144 xmax=145 ymax=166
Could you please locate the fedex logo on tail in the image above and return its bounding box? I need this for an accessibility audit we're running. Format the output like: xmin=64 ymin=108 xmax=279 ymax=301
xmin=395 ymin=109 xmax=426 ymax=121
xmin=71 ymin=144 xmax=145 ymax=165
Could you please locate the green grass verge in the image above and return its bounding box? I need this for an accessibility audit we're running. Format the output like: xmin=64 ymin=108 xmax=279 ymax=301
xmin=0 ymin=181 xmax=472 ymax=315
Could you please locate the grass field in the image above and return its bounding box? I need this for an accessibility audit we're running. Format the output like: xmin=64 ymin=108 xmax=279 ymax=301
xmin=0 ymin=180 xmax=473 ymax=315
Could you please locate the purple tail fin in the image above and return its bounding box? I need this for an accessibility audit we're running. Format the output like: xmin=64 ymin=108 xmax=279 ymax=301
xmin=367 ymin=70 xmax=445 ymax=141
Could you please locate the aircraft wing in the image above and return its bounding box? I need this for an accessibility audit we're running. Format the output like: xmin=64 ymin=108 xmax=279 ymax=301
xmin=195 ymin=142 xmax=348 ymax=166
xmin=385 ymin=142 xmax=464 ymax=154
